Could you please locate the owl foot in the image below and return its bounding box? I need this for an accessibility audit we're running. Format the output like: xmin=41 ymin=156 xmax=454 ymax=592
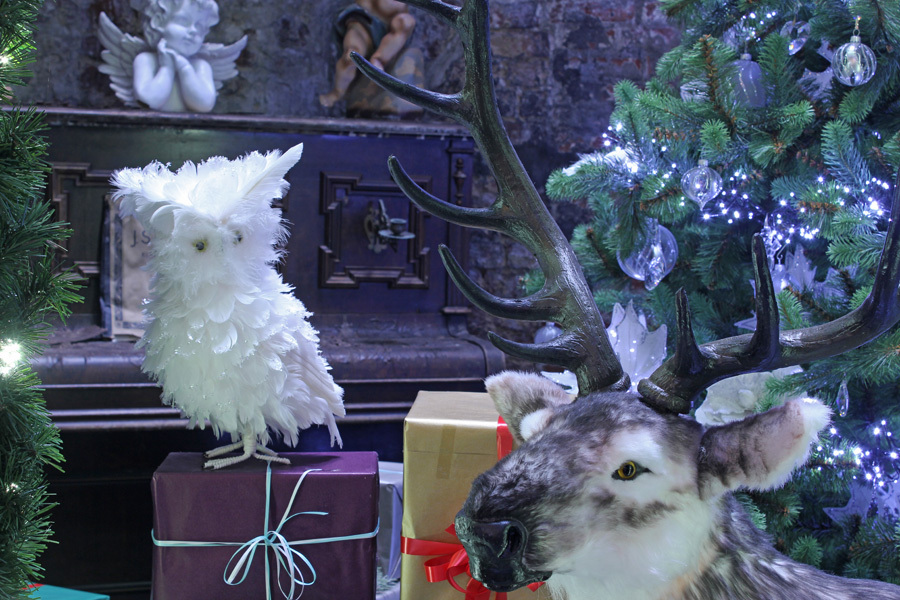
xmin=203 ymin=436 xmax=290 ymax=470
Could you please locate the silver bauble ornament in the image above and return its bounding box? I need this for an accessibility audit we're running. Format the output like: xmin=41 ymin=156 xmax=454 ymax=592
xmin=832 ymin=35 xmax=876 ymax=86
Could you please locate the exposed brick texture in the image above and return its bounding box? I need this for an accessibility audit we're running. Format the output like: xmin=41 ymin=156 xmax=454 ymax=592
xmin=18 ymin=0 xmax=678 ymax=369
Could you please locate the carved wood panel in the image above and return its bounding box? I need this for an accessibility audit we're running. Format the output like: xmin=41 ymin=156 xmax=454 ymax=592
xmin=318 ymin=171 xmax=432 ymax=289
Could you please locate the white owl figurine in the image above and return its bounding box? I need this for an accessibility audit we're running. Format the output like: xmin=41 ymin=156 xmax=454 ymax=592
xmin=111 ymin=143 xmax=345 ymax=469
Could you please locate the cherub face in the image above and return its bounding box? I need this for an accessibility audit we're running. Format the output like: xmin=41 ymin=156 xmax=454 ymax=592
xmin=163 ymin=3 xmax=209 ymax=56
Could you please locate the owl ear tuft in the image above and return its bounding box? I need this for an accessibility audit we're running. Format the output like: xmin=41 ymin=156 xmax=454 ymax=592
xmin=238 ymin=143 xmax=304 ymax=205
xmin=110 ymin=164 xmax=178 ymax=237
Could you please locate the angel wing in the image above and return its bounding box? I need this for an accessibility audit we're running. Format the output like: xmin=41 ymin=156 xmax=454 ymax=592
xmin=197 ymin=36 xmax=248 ymax=90
xmin=97 ymin=12 xmax=149 ymax=106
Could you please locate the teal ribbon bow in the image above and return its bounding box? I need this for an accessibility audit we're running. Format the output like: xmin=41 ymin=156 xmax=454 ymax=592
xmin=153 ymin=464 xmax=379 ymax=600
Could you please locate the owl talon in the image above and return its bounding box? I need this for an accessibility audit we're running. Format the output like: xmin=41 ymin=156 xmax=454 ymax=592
xmin=202 ymin=434 xmax=289 ymax=470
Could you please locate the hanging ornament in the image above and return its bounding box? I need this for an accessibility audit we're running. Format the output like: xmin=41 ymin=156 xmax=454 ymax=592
xmin=799 ymin=67 xmax=834 ymax=102
xmin=875 ymin=482 xmax=900 ymax=521
xmin=832 ymin=17 xmax=876 ymax=87
xmin=679 ymin=79 xmax=708 ymax=102
xmin=824 ymin=480 xmax=874 ymax=525
xmin=681 ymin=159 xmax=722 ymax=208
xmin=605 ymin=301 xmax=667 ymax=391
xmin=722 ymin=21 xmax=755 ymax=52
xmin=732 ymin=54 xmax=767 ymax=107
xmin=616 ymin=219 xmax=678 ymax=291
xmin=770 ymin=248 xmax=816 ymax=292
xmin=837 ymin=379 xmax=850 ymax=417
xmin=534 ymin=321 xmax=563 ymax=345
xmin=780 ymin=20 xmax=810 ymax=55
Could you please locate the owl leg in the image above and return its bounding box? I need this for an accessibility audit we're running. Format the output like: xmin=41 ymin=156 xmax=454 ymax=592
xmin=203 ymin=432 xmax=290 ymax=470
xmin=203 ymin=439 xmax=244 ymax=459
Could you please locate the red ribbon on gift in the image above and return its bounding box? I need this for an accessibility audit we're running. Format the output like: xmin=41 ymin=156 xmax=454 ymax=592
xmin=402 ymin=525 xmax=543 ymax=600
xmin=401 ymin=417 xmax=543 ymax=598
xmin=496 ymin=416 xmax=513 ymax=460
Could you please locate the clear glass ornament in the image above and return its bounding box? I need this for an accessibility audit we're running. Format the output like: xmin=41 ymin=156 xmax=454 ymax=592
xmin=780 ymin=20 xmax=809 ymax=55
xmin=832 ymin=35 xmax=877 ymax=86
xmin=681 ymin=159 xmax=722 ymax=208
xmin=679 ymin=79 xmax=708 ymax=102
xmin=534 ymin=322 xmax=563 ymax=344
xmin=837 ymin=379 xmax=850 ymax=417
xmin=616 ymin=219 xmax=678 ymax=290
xmin=605 ymin=301 xmax=667 ymax=391
xmin=732 ymin=54 xmax=767 ymax=107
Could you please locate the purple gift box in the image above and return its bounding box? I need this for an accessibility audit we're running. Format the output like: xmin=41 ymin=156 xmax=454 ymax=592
xmin=151 ymin=452 xmax=378 ymax=600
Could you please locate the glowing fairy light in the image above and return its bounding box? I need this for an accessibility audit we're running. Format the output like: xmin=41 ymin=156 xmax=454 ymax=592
xmin=0 ymin=341 xmax=23 ymax=376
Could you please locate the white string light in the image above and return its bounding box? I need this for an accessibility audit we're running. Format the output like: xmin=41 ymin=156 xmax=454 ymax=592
xmin=0 ymin=341 xmax=22 ymax=376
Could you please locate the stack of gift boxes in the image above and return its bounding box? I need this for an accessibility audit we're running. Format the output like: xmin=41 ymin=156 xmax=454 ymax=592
xmin=149 ymin=390 xmax=532 ymax=599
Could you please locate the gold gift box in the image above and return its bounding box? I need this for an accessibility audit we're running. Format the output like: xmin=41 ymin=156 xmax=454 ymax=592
xmin=401 ymin=391 xmax=540 ymax=600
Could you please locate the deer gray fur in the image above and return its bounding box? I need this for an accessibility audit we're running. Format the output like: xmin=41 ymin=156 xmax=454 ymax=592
xmin=353 ymin=0 xmax=900 ymax=598
xmin=458 ymin=372 xmax=899 ymax=599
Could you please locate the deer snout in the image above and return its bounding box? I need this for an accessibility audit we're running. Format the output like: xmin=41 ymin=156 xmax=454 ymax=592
xmin=471 ymin=518 xmax=526 ymax=560
xmin=455 ymin=512 xmax=551 ymax=592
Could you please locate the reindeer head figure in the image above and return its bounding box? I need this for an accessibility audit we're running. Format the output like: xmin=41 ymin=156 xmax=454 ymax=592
xmin=354 ymin=1 xmax=900 ymax=598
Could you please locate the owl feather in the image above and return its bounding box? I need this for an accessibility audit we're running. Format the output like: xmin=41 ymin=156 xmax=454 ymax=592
xmin=111 ymin=143 xmax=344 ymax=469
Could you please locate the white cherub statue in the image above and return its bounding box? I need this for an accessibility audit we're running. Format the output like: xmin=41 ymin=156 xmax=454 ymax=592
xmin=98 ymin=0 xmax=247 ymax=113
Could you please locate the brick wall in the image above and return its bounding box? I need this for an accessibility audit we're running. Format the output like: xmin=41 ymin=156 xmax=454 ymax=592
xmin=18 ymin=0 xmax=679 ymax=367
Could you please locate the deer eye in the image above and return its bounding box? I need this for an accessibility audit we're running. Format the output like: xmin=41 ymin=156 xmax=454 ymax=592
xmin=612 ymin=460 xmax=646 ymax=481
xmin=194 ymin=239 xmax=207 ymax=252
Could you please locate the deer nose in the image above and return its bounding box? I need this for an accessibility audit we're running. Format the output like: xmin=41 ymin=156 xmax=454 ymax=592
xmin=469 ymin=518 xmax=528 ymax=560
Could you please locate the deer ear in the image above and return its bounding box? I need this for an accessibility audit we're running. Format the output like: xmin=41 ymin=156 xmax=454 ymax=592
xmin=485 ymin=371 xmax=573 ymax=444
xmin=698 ymin=397 xmax=831 ymax=500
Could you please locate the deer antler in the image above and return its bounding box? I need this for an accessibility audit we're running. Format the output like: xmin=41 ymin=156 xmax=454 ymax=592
xmin=351 ymin=0 xmax=629 ymax=395
xmin=639 ymin=172 xmax=900 ymax=413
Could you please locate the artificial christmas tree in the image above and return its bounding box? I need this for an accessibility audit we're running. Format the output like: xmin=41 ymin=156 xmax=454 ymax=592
xmin=546 ymin=0 xmax=900 ymax=583
xmin=0 ymin=0 xmax=81 ymax=595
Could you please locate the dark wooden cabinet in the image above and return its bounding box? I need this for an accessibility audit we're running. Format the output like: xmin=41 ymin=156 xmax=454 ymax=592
xmin=31 ymin=108 xmax=504 ymax=598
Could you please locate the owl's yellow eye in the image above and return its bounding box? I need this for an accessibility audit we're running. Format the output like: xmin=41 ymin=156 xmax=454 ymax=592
xmin=194 ymin=239 xmax=206 ymax=252
xmin=613 ymin=461 xmax=640 ymax=480
xmin=234 ymin=231 xmax=243 ymax=244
